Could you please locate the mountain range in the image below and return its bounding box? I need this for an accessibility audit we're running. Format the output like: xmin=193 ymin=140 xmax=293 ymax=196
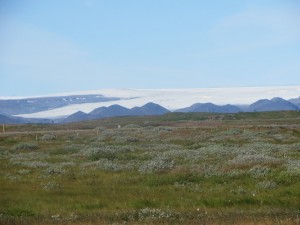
xmin=0 ymin=89 xmax=299 ymax=124
xmin=61 ymin=97 xmax=299 ymax=123
xmin=62 ymin=103 xmax=170 ymax=123
xmin=1 ymin=97 xmax=299 ymax=124
xmin=5 ymin=87 xmax=299 ymax=119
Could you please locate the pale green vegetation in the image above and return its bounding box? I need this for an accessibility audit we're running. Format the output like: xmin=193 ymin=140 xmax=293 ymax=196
xmin=0 ymin=111 xmax=300 ymax=224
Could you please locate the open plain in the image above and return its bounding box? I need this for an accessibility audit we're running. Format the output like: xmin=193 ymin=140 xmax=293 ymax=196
xmin=0 ymin=111 xmax=299 ymax=224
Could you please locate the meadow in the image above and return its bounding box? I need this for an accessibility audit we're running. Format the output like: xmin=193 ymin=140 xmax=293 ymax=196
xmin=0 ymin=111 xmax=299 ymax=224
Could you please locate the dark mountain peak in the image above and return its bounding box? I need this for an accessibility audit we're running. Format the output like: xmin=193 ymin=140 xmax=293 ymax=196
xmin=271 ymin=97 xmax=286 ymax=102
xmin=63 ymin=102 xmax=170 ymax=123
xmin=249 ymin=97 xmax=298 ymax=112
xmin=141 ymin=102 xmax=161 ymax=108
xmin=89 ymin=104 xmax=130 ymax=115
xmin=88 ymin=104 xmax=132 ymax=119
xmin=132 ymin=102 xmax=170 ymax=115
xmin=62 ymin=111 xmax=89 ymax=123
xmin=72 ymin=111 xmax=87 ymax=116
xmin=108 ymin=104 xmax=129 ymax=110
xmin=140 ymin=102 xmax=169 ymax=111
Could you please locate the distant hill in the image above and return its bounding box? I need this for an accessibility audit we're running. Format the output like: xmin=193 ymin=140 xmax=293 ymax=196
xmin=0 ymin=114 xmax=53 ymax=124
xmin=0 ymin=114 xmax=23 ymax=124
xmin=176 ymin=103 xmax=242 ymax=113
xmin=0 ymin=95 xmax=120 ymax=115
xmin=61 ymin=111 xmax=89 ymax=123
xmin=131 ymin=102 xmax=170 ymax=115
xmin=89 ymin=105 xmax=133 ymax=119
xmin=62 ymin=103 xmax=170 ymax=123
xmin=289 ymin=96 xmax=300 ymax=108
xmin=248 ymin=97 xmax=299 ymax=112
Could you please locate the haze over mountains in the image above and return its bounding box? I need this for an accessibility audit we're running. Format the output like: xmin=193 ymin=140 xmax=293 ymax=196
xmin=0 ymin=87 xmax=300 ymax=124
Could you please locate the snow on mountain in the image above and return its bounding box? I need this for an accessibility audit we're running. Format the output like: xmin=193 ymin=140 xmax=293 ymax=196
xmin=12 ymin=86 xmax=300 ymax=119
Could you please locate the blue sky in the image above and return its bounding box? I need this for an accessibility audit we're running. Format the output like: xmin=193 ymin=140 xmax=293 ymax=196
xmin=0 ymin=0 xmax=300 ymax=96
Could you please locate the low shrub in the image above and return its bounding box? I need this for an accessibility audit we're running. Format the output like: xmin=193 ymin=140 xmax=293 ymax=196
xmin=139 ymin=156 xmax=175 ymax=173
xmin=40 ymin=134 xmax=56 ymax=141
xmin=14 ymin=142 xmax=38 ymax=150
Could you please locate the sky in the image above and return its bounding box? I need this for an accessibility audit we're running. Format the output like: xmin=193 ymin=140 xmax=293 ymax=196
xmin=0 ymin=0 xmax=300 ymax=96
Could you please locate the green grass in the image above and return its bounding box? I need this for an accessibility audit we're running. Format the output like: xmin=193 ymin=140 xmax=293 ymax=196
xmin=0 ymin=111 xmax=300 ymax=224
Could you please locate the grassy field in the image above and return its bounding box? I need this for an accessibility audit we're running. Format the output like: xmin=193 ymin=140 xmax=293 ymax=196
xmin=0 ymin=111 xmax=300 ymax=224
